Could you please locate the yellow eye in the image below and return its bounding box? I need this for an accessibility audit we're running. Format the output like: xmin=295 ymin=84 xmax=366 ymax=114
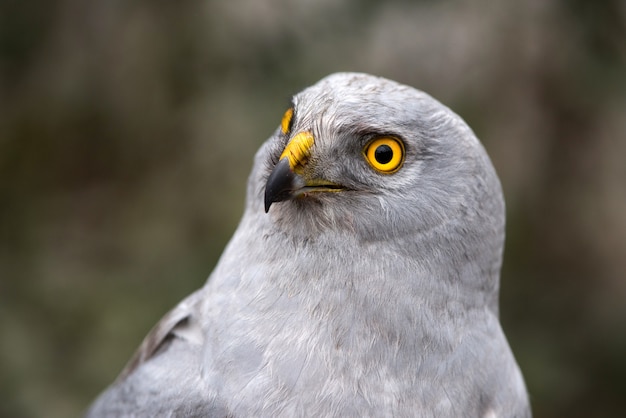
xmin=280 ymin=108 xmax=294 ymax=135
xmin=364 ymin=137 xmax=405 ymax=173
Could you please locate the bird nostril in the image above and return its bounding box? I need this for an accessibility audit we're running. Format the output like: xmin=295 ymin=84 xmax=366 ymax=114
xmin=279 ymin=131 xmax=315 ymax=173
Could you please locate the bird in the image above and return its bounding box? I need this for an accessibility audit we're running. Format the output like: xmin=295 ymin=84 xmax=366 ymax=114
xmin=86 ymin=72 xmax=531 ymax=417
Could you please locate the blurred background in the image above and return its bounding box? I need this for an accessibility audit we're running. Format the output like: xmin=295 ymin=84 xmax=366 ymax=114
xmin=1 ymin=0 xmax=625 ymax=416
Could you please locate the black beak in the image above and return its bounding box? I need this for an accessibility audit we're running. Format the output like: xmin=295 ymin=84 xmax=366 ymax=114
xmin=264 ymin=158 xmax=298 ymax=213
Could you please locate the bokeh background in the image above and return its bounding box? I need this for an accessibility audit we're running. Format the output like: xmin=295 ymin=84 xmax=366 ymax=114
xmin=1 ymin=0 xmax=625 ymax=417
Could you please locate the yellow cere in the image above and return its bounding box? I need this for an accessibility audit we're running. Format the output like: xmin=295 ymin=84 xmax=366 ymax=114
xmin=364 ymin=137 xmax=405 ymax=173
xmin=280 ymin=131 xmax=315 ymax=173
xmin=280 ymin=108 xmax=294 ymax=134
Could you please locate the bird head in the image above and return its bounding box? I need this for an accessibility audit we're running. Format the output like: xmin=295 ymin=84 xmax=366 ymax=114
xmin=259 ymin=73 xmax=503 ymax=251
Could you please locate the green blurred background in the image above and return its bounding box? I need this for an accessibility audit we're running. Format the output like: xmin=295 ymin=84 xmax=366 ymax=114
xmin=1 ymin=0 xmax=625 ymax=417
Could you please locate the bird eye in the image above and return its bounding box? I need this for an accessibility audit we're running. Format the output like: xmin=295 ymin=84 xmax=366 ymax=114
xmin=280 ymin=108 xmax=294 ymax=135
xmin=364 ymin=137 xmax=405 ymax=173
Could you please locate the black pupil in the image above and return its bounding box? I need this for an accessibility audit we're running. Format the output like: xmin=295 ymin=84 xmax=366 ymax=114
xmin=374 ymin=144 xmax=393 ymax=164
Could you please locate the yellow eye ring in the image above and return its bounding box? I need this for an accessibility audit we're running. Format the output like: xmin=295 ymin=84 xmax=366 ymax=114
xmin=280 ymin=108 xmax=294 ymax=134
xmin=364 ymin=137 xmax=405 ymax=173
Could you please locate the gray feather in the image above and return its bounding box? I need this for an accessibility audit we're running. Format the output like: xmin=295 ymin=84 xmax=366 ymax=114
xmin=86 ymin=72 xmax=530 ymax=417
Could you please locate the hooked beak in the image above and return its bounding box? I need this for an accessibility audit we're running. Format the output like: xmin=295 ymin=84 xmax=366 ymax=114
xmin=264 ymin=131 xmax=344 ymax=213
xmin=264 ymin=157 xmax=302 ymax=212
xmin=264 ymin=158 xmax=345 ymax=213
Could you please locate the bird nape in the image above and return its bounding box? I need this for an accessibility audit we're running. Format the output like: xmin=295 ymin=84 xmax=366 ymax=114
xmin=86 ymin=72 xmax=531 ymax=418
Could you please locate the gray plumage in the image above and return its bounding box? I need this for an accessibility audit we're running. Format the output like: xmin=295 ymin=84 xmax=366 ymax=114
xmin=86 ymin=72 xmax=530 ymax=417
